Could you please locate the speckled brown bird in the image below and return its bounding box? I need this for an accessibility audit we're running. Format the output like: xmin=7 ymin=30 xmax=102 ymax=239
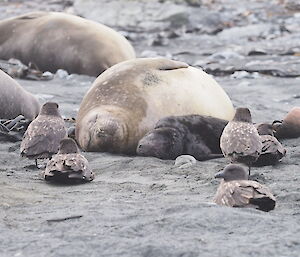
xmin=220 ymin=107 xmax=262 ymax=173
xmin=256 ymin=123 xmax=274 ymax=136
xmin=213 ymin=163 xmax=276 ymax=212
xmin=273 ymin=107 xmax=300 ymax=139
xmin=254 ymin=123 xmax=286 ymax=166
xmin=20 ymin=102 xmax=67 ymax=167
xmin=43 ymin=138 xmax=94 ymax=183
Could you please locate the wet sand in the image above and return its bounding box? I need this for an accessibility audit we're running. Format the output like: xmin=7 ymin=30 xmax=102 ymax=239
xmin=1 ymin=1 xmax=300 ymax=256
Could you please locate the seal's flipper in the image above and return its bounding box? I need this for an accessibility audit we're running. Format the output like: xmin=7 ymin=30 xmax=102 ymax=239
xmin=67 ymin=126 xmax=76 ymax=140
xmin=4 ymin=115 xmax=25 ymax=130
xmin=16 ymin=12 xmax=48 ymax=20
xmin=0 ymin=122 xmax=10 ymax=132
xmin=157 ymin=59 xmax=189 ymax=71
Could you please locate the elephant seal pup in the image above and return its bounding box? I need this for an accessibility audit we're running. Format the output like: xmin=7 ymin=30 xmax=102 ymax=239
xmin=213 ymin=163 xmax=276 ymax=212
xmin=220 ymin=107 xmax=262 ymax=173
xmin=137 ymin=115 xmax=228 ymax=160
xmin=0 ymin=69 xmax=40 ymax=120
xmin=20 ymin=102 xmax=67 ymax=167
xmin=0 ymin=11 xmax=135 ymax=76
xmin=43 ymin=138 xmax=94 ymax=183
xmin=75 ymin=57 xmax=235 ymax=154
xmin=273 ymin=107 xmax=300 ymax=139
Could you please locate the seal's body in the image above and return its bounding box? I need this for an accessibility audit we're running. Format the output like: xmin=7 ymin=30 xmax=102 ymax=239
xmin=273 ymin=107 xmax=300 ymax=139
xmin=0 ymin=12 xmax=135 ymax=76
xmin=0 ymin=69 xmax=40 ymax=120
xmin=76 ymin=58 xmax=235 ymax=154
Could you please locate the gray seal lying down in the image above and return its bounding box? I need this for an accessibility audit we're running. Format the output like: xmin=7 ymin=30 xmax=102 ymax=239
xmin=0 ymin=11 xmax=135 ymax=76
xmin=0 ymin=69 xmax=40 ymax=120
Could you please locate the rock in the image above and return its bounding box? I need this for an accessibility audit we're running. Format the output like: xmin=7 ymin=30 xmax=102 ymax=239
xmin=174 ymin=155 xmax=197 ymax=169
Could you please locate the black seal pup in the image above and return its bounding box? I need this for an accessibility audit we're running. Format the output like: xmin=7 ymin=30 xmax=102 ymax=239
xmin=213 ymin=163 xmax=276 ymax=212
xmin=137 ymin=115 xmax=228 ymax=160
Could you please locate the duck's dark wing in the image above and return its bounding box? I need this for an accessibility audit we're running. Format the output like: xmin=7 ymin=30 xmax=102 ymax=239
xmin=20 ymin=117 xmax=66 ymax=158
xmin=221 ymin=122 xmax=262 ymax=158
xmin=214 ymin=180 xmax=276 ymax=212
xmin=254 ymin=135 xmax=286 ymax=166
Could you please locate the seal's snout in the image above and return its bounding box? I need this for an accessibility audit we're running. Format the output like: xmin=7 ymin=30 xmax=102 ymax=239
xmin=85 ymin=116 xmax=127 ymax=152
xmin=136 ymin=141 xmax=151 ymax=155
xmin=136 ymin=138 xmax=165 ymax=158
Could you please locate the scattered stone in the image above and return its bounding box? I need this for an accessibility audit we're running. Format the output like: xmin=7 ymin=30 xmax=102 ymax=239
xmin=55 ymin=69 xmax=69 ymax=79
xmin=174 ymin=155 xmax=197 ymax=169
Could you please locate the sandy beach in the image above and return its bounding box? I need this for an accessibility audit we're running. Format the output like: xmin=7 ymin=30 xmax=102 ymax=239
xmin=1 ymin=0 xmax=300 ymax=256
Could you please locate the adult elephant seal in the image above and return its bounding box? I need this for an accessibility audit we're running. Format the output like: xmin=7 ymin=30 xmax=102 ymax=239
xmin=0 ymin=69 xmax=40 ymax=120
xmin=0 ymin=12 xmax=135 ymax=77
xmin=75 ymin=57 xmax=235 ymax=154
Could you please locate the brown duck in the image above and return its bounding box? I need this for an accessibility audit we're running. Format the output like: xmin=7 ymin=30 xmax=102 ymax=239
xmin=44 ymin=138 xmax=94 ymax=183
xmin=20 ymin=102 xmax=67 ymax=167
xmin=255 ymin=123 xmax=286 ymax=166
xmin=213 ymin=163 xmax=276 ymax=212
xmin=220 ymin=107 xmax=262 ymax=173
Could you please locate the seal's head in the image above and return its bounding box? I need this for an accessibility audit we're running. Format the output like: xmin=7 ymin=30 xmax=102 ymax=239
xmin=214 ymin=163 xmax=248 ymax=182
xmin=78 ymin=110 xmax=128 ymax=153
xmin=136 ymin=127 xmax=183 ymax=159
xmin=39 ymin=102 xmax=60 ymax=116
xmin=58 ymin=138 xmax=78 ymax=154
xmin=233 ymin=107 xmax=252 ymax=123
xmin=272 ymin=107 xmax=300 ymax=139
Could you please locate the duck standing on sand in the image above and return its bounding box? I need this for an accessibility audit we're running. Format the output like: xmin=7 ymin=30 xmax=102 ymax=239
xmin=20 ymin=102 xmax=67 ymax=167
xmin=220 ymin=107 xmax=262 ymax=174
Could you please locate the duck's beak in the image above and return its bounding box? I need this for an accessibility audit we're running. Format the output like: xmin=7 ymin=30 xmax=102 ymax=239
xmin=214 ymin=171 xmax=224 ymax=179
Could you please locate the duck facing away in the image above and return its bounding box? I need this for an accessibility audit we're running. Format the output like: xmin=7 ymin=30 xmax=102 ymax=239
xmin=220 ymin=107 xmax=262 ymax=174
xmin=255 ymin=123 xmax=286 ymax=166
xmin=43 ymin=138 xmax=94 ymax=183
